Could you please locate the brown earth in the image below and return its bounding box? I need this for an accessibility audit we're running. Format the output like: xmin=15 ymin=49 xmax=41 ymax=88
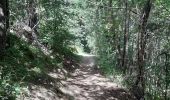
xmin=17 ymin=55 xmax=136 ymax=100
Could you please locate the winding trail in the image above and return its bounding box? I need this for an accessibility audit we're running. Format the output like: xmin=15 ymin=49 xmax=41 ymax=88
xmin=18 ymin=54 xmax=136 ymax=100
xmin=59 ymin=54 xmax=136 ymax=100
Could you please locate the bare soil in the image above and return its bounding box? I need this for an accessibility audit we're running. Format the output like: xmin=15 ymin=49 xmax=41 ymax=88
xmin=18 ymin=55 xmax=136 ymax=100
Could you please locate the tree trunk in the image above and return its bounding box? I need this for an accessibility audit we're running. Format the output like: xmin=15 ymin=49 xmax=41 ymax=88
xmin=164 ymin=53 xmax=169 ymax=100
xmin=122 ymin=0 xmax=128 ymax=74
xmin=27 ymin=0 xmax=38 ymax=30
xmin=26 ymin=0 xmax=38 ymax=43
xmin=134 ymin=0 xmax=152 ymax=99
xmin=0 ymin=0 xmax=9 ymax=57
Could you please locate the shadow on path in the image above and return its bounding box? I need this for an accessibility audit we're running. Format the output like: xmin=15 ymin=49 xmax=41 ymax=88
xmin=18 ymin=54 xmax=136 ymax=100
xmin=60 ymin=55 xmax=136 ymax=100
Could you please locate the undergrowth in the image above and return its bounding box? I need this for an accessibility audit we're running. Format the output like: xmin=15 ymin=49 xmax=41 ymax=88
xmin=0 ymin=34 xmax=76 ymax=99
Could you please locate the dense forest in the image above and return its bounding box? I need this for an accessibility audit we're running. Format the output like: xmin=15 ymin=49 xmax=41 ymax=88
xmin=0 ymin=0 xmax=170 ymax=100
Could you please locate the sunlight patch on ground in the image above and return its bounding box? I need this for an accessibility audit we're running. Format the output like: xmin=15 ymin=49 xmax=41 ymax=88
xmin=107 ymin=74 xmax=124 ymax=88
xmin=75 ymin=45 xmax=96 ymax=56
xmin=20 ymin=50 xmax=136 ymax=100
xmin=77 ymin=52 xmax=96 ymax=56
xmin=17 ymin=85 xmax=60 ymax=100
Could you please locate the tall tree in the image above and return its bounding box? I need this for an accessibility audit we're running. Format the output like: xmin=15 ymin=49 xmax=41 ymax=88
xmin=27 ymin=0 xmax=38 ymax=33
xmin=0 ymin=0 xmax=9 ymax=57
xmin=122 ymin=0 xmax=128 ymax=73
xmin=134 ymin=0 xmax=153 ymax=99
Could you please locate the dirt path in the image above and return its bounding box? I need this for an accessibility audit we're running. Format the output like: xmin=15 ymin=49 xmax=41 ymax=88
xmin=59 ymin=55 xmax=136 ymax=100
xmin=18 ymin=55 xmax=136 ymax=100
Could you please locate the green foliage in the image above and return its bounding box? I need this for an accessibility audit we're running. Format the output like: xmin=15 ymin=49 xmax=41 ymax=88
xmin=90 ymin=0 xmax=170 ymax=99
xmin=39 ymin=0 xmax=76 ymax=57
xmin=1 ymin=0 xmax=77 ymax=99
xmin=3 ymin=0 xmax=170 ymax=99
xmin=0 ymin=34 xmax=57 ymax=99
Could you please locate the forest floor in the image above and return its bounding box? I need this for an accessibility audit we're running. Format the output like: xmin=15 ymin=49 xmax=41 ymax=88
xmin=18 ymin=54 xmax=136 ymax=100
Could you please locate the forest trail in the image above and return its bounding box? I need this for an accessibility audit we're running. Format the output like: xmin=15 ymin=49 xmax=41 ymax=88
xmin=59 ymin=54 xmax=136 ymax=100
xmin=18 ymin=54 xmax=136 ymax=100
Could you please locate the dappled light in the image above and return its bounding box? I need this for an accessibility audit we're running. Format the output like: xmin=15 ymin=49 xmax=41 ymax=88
xmin=1 ymin=0 xmax=170 ymax=100
xmin=17 ymin=55 xmax=136 ymax=100
xmin=58 ymin=55 xmax=136 ymax=100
